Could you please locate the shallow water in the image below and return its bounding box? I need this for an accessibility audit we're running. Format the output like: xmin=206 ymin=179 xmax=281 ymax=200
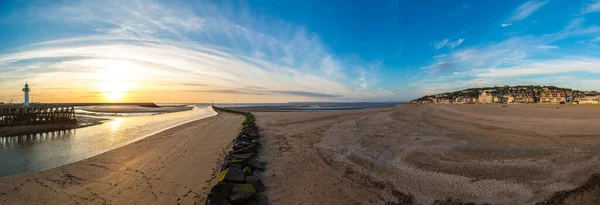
xmin=0 ymin=105 xmax=216 ymax=177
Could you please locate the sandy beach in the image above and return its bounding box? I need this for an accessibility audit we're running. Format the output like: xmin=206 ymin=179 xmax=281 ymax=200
xmin=0 ymin=113 xmax=243 ymax=204
xmin=254 ymin=104 xmax=600 ymax=204
xmin=3 ymin=104 xmax=600 ymax=205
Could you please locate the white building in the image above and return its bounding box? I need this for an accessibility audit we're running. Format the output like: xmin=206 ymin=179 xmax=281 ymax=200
xmin=22 ymin=82 xmax=30 ymax=107
xmin=478 ymin=91 xmax=493 ymax=104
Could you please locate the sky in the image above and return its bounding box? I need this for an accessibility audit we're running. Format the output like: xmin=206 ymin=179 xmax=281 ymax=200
xmin=1 ymin=0 xmax=600 ymax=103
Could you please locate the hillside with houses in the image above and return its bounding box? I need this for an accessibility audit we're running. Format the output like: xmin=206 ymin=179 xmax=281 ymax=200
xmin=411 ymin=85 xmax=600 ymax=104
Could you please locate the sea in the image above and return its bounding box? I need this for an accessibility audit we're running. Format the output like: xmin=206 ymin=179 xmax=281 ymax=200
xmin=213 ymin=102 xmax=401 ymax=111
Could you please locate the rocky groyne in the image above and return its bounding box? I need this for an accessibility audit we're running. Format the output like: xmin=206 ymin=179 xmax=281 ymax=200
xmin=206 ymin=106 xmax=268 ymax=205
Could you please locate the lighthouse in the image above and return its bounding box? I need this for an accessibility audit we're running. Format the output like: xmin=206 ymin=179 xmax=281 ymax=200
xmin=22 ymin=82 xmax=30 ymax=107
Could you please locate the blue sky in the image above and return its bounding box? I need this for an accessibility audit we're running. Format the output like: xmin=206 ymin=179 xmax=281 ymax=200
xmin=1 ymin=0 xmax=600 ymax=102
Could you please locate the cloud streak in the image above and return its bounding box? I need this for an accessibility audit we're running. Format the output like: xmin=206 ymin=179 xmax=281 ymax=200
xmin=581 ymin=0 xmax=600 ymax=15
xmin=473 ymin=58 xmax=600 ymax=78
xmin=510 ymin=0 xmax=548 ymax=21
xmin=434 ymin=39 xmax=450 ymax=50
xmin=536 ymin=44 xmax=559 ymax=49
xmin=434 ymin=38 xmax=465 ymax=50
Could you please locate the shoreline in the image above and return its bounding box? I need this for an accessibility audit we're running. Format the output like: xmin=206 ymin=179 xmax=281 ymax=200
xmin=0 ymin=112 xmax=245 ymax=204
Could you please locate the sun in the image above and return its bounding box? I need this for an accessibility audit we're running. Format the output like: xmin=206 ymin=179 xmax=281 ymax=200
xmin=101 ymin=80 xmax=128 ymax=101
xmin=95 ymin=60 xmax=135 ymax=102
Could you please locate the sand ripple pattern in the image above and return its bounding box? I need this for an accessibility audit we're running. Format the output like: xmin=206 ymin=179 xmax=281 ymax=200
xmin=315 ymin=105 xmax=600 ymax=204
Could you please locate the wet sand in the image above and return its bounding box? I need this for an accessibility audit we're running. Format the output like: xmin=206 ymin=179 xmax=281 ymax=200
xmin=0 ymin=113 xmax=243 ymax=204
xmin=256 ymin=104 xmax=600 ymax=204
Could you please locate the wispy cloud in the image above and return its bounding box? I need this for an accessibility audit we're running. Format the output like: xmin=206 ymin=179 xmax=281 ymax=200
xmin=178 ymin=83 xmax=207 ymax=87
xmin=447 ymin=38 xmax=465 ymax=49
xmin=473 ymin=58 xmax=600 ymax=78
xmin=354 ymin=62 xmax=380 ymax=89
xmin=510 ymin=0 xmax=548 ymax=21
xmin=536 ymin=44 xmax=559 ymax=49
xmin=434 ymin=38 xmax=465 ymax=50
xmin=581 ymin=0 xmax=600 ymax=15
xmin=434 ymin=39 xmax=449 ymax=50
xmin=501 ymin=23 xmax=513 ymax=27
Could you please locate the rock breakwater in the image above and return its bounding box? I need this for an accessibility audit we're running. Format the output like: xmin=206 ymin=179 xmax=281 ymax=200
xmin=206 ymin=107 xmax=268 ymax=205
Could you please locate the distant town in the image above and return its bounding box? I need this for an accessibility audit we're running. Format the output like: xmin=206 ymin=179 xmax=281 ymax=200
xmin=411 ymin=85 xmax=600 ymax=104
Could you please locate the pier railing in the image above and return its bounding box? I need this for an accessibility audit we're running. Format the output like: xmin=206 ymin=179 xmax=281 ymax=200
xmin=0 ymin=105 xmax=76 ymax=126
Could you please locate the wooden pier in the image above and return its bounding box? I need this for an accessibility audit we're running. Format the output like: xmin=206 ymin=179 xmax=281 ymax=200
xmin=0 ymin=105 xmax=76 ymax=126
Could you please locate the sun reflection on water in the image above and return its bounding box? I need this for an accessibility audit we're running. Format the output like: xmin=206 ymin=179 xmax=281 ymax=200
xmin=108 ymin=118 xmax=124 ymax=133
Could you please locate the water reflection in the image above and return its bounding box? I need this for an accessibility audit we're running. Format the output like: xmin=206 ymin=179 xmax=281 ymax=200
xmin=0 ymin=105 xmax=217 ymax=177
xmin=109 ymin=117 xmax=124 ymax=132
xmin=0 ymin=129 xmax=76 ymax=149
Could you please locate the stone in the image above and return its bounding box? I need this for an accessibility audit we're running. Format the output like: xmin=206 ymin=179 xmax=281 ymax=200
xmin=206 ymin=182 xmax=233 ymax=205
xmin=243 ymin=166 xmax=253 ymax=176
xmin=233 ymin=141 xmax=252 ymax=148
xmin=246 ymin=160 xmax=265 ymax=171
xmin=218 ymin=167 xmax=246 ymax=183
xmin=220 ymin=161 xmax=244 ymax=171
xmin=231 ymin=153 xmax=255 ymax=160
xmin=246 ymin=194 xmax=269 ymax=205
xmin=241 ymin=128 xmax=259 ymax=138
xmin=210 ymin=182 xmax=233 ymax=198
xmin=229 ymin=184 xmax=256 ymax=204
xmin=246 ymin=176 xmax=266 ymax=192
xmin=206 ymin=198 xmax=232 ymax=205
xmin=223 ymin=156 xmax=247 ymax=165
xmin=236 ymin=135 xmax=255 ymax=142
xmin=230 ymin=144 xmax=256 ymax=155
xmin=251 ymin=170 xmax=262 ymax=177
xmin=232 ymin=144 xmax=249 ymax=150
